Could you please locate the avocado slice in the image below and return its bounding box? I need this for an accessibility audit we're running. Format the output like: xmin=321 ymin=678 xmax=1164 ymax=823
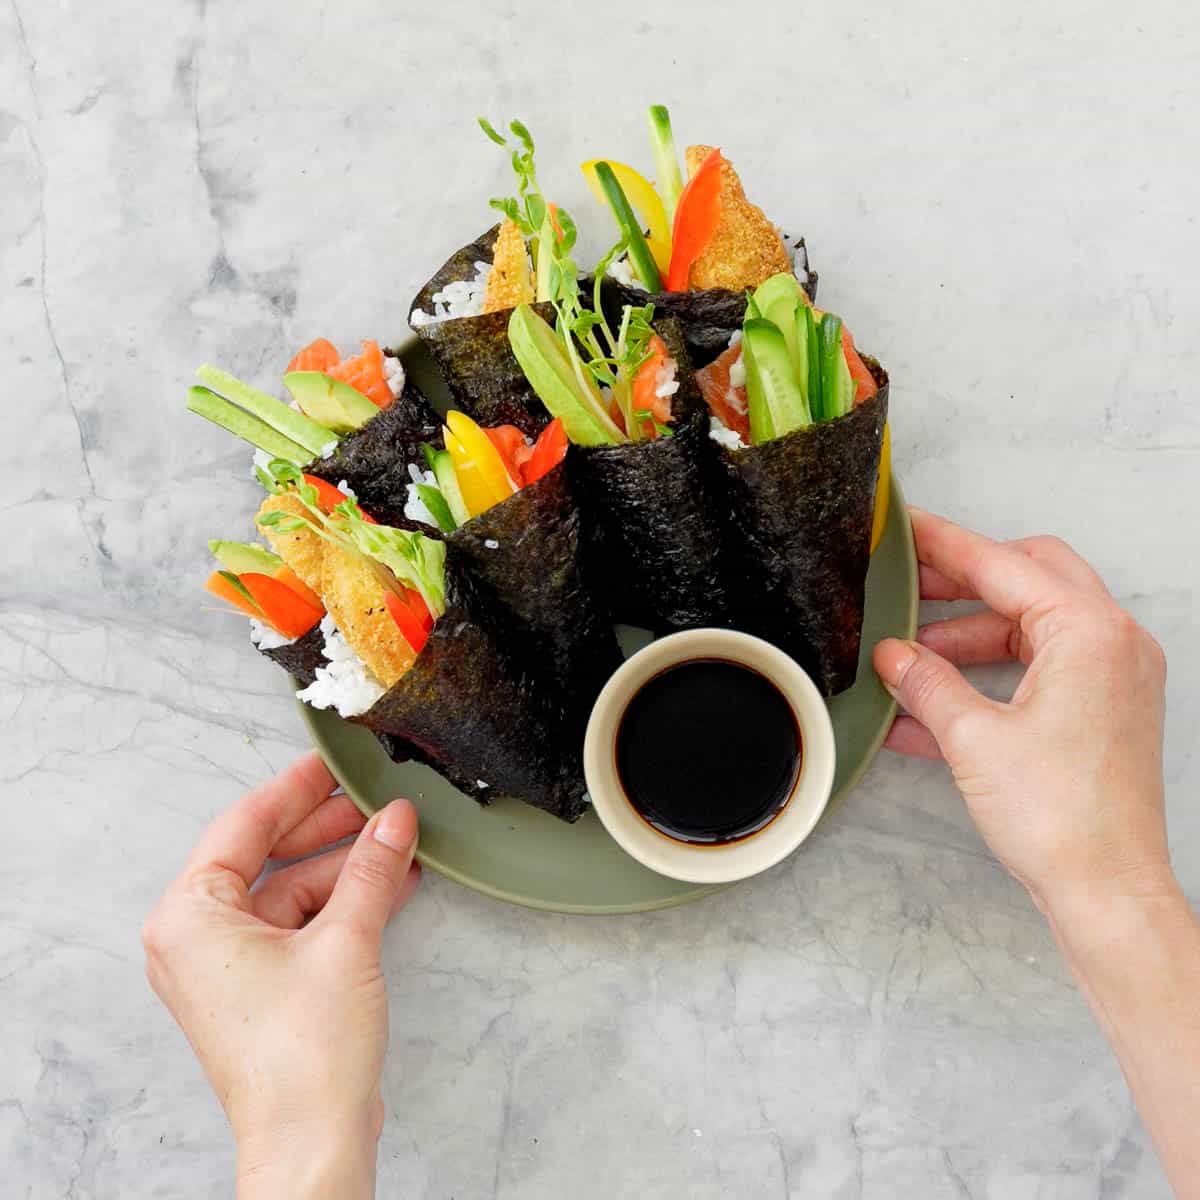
xmin=208 ymin=540 xmax=283 ymax=575
xmin=283 ymin=372 xmax=380 ymax=435
xmin=187 ymin=386 xmax=313 ymax=463
xmin=508 ymin=304 xmax=624 ymax=446
xmin=196 ymin=365 xmax=335 ymax=458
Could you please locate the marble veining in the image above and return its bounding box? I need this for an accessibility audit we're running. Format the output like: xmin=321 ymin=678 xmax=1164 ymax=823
xmin=2 ymin=0 xmax=1197 ymax=1196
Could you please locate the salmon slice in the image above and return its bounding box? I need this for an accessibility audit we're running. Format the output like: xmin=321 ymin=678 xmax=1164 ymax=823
xmin=326 ymin=339 xmax=392 ymax=408
xmin=287 ymin=338 xmax=341 ymax=374
xmin=696 ymin=342 xmax=750 ymax=443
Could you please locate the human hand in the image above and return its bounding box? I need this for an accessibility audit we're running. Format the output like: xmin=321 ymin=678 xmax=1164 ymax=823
xmin=141 ymin=752 xmax=420 ymax=1198
xmin=873 ymin=508 xmax=1171 ymax=914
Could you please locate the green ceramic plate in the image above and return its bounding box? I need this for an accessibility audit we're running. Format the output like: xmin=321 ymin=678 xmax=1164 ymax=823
xmin=299 ymin=340 xmax=918 ymax=914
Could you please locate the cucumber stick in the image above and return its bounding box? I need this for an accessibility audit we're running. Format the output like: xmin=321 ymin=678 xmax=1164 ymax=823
xmin=593 ymin=162 xmax=662 ymax=292
xmin=818 ymin=314 xmax=852 ymax=420
xmin=646 ymin=105 xmax=683 ymax=222
xmin=187 ymin=386 xmax=313 ymax=463
xmin=742 ymin=319 xmax=811 ymax=444
xmin=197 ymin=364 xmax=335 ymax=458
xmin=430 ymin=452 xmax=470 ymax=527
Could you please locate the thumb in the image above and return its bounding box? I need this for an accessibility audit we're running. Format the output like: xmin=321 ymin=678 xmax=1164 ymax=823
xmin=873 ymin=638 xmax=993 ymax=757
xmin=319 ymin=799 xmax=420 ymax=943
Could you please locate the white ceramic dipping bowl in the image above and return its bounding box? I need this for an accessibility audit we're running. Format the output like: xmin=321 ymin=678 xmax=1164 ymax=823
xmin=583 ymin=628 xmax=837 ymax=884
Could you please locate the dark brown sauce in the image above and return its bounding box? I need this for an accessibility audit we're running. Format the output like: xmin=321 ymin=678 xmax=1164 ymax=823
xmin=615 ymin=658 xmax=802 ymax=845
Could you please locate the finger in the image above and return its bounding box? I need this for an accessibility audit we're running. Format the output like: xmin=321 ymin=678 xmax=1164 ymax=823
xmin=873 ymin=638 xmax=999 ymax=758
xmin=316 ymin=799 xmax=420 ymax=945
xmin=1008 ymin=535 xmax=1109 ymax=597
xmin=250 ymin=846 xmax=352 ymax=929
xmin=909 ymin=508 xmax=1072 ymax=628
xmin=883 ymin=715 xmax=944 ymax=760
xmin=920 ymin=563 xmax=976 ymax=602
xmin=186 ymin=751 xmax=338 ymax=888
xmin=917 ymin=611 xmax=1028 ymax=666
xmin=271 ymin=792 xmax=368 ymax=860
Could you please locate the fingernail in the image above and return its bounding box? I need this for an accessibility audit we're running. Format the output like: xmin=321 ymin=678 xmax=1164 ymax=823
xmin=373 ymin=799 xmax=418 ymax=854
xmin=875 ymin=639 xmax=919 ymax=689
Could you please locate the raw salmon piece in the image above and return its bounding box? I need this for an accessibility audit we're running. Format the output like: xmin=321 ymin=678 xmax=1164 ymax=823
xmin=326 ymin=339 xmax=392 ymax=408
xmin=287 ymin=338 xmax=340 ymax=374
xmin=696 ymin=342 xmax=750 ymax=443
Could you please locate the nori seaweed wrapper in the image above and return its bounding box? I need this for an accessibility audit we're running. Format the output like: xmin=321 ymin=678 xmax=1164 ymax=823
xmin=304 ymin=381 xmax=441 ymax=528
xmin=721 ymin=359 xmax=889 ymax=696
xmin=258 ymin=623 xmax=327 ymax=687
xmin=599 ymin=238 xmax=817 ymax=369
xmin=445 ymin=462 xmax=621 ymax=737
xmin=408 ymin=226 xmax=554 ymax=437
xmin=356 ymin=559 xmax=589 ymax=822
xmin=569 ymin=317 xmax=732 ymax=630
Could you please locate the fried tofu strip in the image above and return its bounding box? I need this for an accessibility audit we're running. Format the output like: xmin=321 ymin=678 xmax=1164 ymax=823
xmin=684 ymin=145 xmax=791 ymax=292
xmin=482 ymin=218 xmax=535 ymax=313
xmin=256 ymin=494 xmax=414 ymax=688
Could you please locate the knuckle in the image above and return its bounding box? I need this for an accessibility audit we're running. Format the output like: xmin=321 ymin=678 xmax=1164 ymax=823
xmin=346 ymin=853 xmax=396 ymax=895
xmin=902 ymin=658 xmax=950 ymax=715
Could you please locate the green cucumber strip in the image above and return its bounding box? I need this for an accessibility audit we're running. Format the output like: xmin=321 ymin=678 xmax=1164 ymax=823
xmin=646 ymin=104 xmax=683 ymax=223
xmin=420 ymin=442 xmax=439 ymax=472
xmin=802 ymin=306 xmax=823 ymax=423
xmin=593 ymin=162 xmax=663 ymax=292
xmin=415 ymin=483 xmax=457 ymax=533
xmin=508 ymin=304 xmax=623 ymax=446
xmin=208 ymin=540 xmax=283 ymax=575
xmin=197 ymin=364 xmax=335 ymax=458
xmin=217 ymin=570 xmax=263 ymax=615
xmin=752 ymin=271 xmax=804 ymax=314
xmin=431 ymin=451 xmax=471 ymax=526
xmin=743 ymin=319 xmax=811 ymax=443
xmin=187 ymin=386 xmax=312 ymax=463
xmin=818 ymin=314 xmax=851 ymax=420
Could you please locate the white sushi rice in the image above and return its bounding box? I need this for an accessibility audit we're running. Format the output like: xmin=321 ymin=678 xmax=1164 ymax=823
xmin=409 ymin=260 xmax=492 ymax=326
xmin=654 ymin=356 xmax=679 ymax=400
xmin=249 ymin=618 xmax=294 ymax=651
xmin=403 ymin=463 xmax=439 ymax=527
xmin=383 ymin=354 xmax=406 ymax=398
xmin=729 ymin=352 xmax=746 ymax=389
xmin=606 ymin=255 xmax=646 ymax=290
xmin=709 ymin=415 xmax=745 ymax=451
xmin=297 ymin=614 xmax=386 ymax=718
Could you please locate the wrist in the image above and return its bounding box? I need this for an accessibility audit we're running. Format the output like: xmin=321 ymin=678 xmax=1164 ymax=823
xmin=236 ymin=1119 xmax=378 ymax=1200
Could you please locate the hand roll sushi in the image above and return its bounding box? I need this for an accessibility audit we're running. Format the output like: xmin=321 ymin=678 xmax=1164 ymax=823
xmin=408 ymin=120 xmax=573 ymax=436
xmin=507 ymin=249 xmax=732 ymax=630
xmin=237 ymin=466 xmax=588 ymax=821
xmin=695 ymin=272 xmax=889 ymax=695
xmin=583 ymin=105 xmax=816 ymax=367
xmin=186 ymin=337 xmax=441 ymax=528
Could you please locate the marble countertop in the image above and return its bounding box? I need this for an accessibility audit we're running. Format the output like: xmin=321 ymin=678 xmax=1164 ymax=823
xmin=4 ymin=1 xmax=1197 ymax=1195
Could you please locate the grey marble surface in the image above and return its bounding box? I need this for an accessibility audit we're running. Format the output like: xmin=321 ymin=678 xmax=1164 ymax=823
xmin=2 ymin=0 xmax=1198 ymax=1196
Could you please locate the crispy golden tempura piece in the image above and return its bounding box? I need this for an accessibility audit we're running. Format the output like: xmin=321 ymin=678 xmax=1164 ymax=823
xmin=255 ymin=493 xmax=324 ymax=597
xmin=256 ymin=494 xmax=414 ymax=688
xmin=684 ymin=145 xmax=790 ymax=292
xmin=482 ymin=218 xmax=535 ymax=313
xmin=318 ymin=543 xmax=415 ymax=688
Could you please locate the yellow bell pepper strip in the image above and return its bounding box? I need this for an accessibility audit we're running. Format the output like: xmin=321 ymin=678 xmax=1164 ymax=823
xmin=665 ymin=148 xmax=724 ymax=291
xmin=444 ymin=411 xmax=518 ymax=517
xmin=581 ymin=159 xmax=671 ymax=277
xmin=870 ymin=424 xmax=891 ymax=554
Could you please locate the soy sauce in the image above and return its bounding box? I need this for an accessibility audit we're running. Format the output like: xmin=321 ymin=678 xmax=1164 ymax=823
xmin=615 ymin=658 xmax=801 ymax=845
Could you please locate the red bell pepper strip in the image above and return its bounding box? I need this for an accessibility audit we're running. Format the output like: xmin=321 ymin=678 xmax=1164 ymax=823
xmin=205 ymin=571 xmax=262 ymax=620
xmin=665 ymin=148 xmax=724 ymax=291
xmin=301 ymin=474 xmax=376 ymax=522
xmin=842 ymin=330 xmax=879 ymax=405
xmin=482 ymin=425 xmax=527 ymax=487
xmin=385 ymin=587 xmax=434 ymax=655
xmin=273 ymin=565 xmax=324 ymax=611
xmin=239 ymin=572 xmax=324 ymax=639
xmin=521 ymin=418 xmax=568 ymax=485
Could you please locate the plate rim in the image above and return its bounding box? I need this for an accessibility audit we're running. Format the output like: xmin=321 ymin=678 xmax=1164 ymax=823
xmin=296 ymin=473 xmax=917 ymax=916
